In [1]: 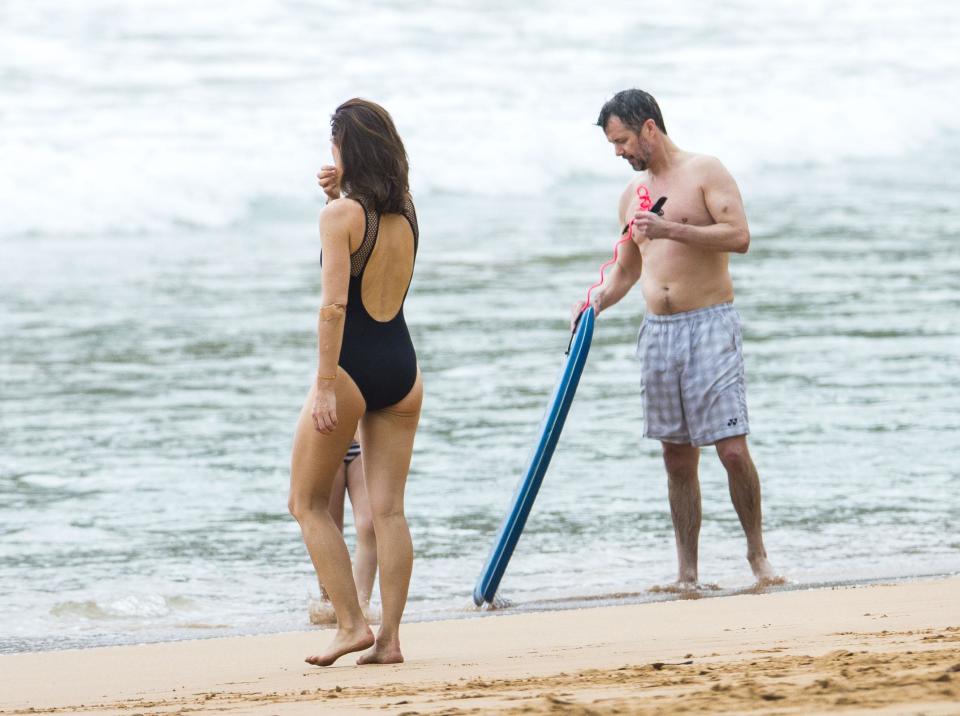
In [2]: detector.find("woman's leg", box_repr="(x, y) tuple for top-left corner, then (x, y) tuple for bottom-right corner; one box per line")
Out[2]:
(356, 371), (422, 665)
(288, 372), (372, 665)
(312, 462), (347, 610)
(345, 455), (378, 609)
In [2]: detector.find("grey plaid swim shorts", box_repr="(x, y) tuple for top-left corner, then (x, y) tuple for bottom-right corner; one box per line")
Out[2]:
(635, 302), (749, 447)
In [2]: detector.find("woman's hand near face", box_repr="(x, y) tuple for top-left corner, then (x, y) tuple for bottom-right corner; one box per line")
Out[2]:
(317, 165), (341, 202)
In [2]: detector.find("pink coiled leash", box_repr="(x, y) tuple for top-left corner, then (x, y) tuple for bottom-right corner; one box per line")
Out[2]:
(566, 186), (666, 354)
(580, 184), (653, 315)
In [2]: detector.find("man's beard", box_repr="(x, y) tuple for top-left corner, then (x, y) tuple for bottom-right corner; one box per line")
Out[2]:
(625, 143), (650, 171)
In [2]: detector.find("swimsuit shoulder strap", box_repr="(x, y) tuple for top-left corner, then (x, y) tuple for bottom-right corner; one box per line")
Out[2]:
(401, 194), (419, 254)
(350, 196), (381, 278)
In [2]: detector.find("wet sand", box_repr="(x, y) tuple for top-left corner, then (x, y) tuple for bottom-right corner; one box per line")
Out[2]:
(2, 577), (958, 714)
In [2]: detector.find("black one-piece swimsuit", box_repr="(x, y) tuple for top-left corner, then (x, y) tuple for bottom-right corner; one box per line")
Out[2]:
(336, 195), (419, 412)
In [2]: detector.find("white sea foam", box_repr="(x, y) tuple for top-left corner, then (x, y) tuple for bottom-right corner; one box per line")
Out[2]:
(51, 594), (192, 620)
(1, 0), (957, 237)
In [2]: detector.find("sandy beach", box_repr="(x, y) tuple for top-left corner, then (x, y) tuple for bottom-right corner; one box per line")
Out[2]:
(2, 577), (958, 715)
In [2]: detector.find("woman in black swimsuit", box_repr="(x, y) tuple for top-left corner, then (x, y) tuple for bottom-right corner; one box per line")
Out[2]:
(289, 98), (422, 667)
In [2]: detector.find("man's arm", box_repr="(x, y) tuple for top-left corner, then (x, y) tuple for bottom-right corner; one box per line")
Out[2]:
(592, 183), (643, 313)
(633, 157), (750, 253)
(571, 183), (643, 325)
(594, 237), (642, 313)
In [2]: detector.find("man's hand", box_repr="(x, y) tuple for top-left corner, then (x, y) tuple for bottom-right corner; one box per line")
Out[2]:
(570, 300), (586, 330)
(317, 165), (341, 202)
(570, 290), (604, 330)
(312, 383), (338, 434)
(631, 210), (670, 240)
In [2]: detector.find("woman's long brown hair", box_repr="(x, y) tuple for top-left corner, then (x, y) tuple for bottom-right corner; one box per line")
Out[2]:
(331, 98), (410, 214)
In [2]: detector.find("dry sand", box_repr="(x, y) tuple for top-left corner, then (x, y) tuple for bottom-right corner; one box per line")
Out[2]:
(2, 577), (958, 715)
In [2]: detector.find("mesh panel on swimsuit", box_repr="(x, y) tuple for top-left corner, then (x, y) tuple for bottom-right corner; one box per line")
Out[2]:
(350, 195), (418, 277)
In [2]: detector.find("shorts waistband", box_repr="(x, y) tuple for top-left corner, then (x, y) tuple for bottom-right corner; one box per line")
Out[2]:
(643, 302), (735, 323)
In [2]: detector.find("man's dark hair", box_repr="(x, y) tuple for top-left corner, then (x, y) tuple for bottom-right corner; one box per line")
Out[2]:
(596, 89), (667, 135)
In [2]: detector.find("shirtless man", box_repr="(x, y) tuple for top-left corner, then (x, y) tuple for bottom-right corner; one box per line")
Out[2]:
(574, 89), (778, 588)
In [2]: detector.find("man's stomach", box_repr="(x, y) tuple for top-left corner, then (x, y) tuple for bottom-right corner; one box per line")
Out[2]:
(640, 274), (735, 315)
(637, 240), (735, 315)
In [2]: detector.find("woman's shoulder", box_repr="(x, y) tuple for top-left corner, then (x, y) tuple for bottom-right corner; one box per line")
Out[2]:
(320, 197), (365, 228)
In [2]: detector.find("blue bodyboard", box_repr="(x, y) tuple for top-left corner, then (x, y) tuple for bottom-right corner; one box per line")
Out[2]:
(473, 307), (595, 606)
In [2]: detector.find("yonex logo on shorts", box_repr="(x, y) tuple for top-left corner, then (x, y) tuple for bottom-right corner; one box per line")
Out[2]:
(727, 418), (738, 427)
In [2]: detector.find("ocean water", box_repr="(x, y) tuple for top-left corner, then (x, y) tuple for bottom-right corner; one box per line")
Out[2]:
(2, 0), (959, 654)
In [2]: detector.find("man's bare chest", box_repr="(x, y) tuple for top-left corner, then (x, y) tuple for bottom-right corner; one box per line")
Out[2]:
(628, 180), (713, 229)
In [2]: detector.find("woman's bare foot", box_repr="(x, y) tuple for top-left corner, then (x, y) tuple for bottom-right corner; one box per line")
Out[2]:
(305, 625), (374, 666)
(356, 635), (403, 665)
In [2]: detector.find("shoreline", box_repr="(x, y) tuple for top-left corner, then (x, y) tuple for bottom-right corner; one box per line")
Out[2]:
(5, 570), (955, 657)
(3, 576), (959, 714)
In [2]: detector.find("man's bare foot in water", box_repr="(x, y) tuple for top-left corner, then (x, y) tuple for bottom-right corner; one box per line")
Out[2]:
(305, 625), (374, 666)
(357, 633), (403, 665)
(749, 554), (785, 586)
(648, 581), (720, 595)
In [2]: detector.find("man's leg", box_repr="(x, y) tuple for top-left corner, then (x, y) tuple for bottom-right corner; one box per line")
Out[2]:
(715, 435), (779, 582)
(662, 441), (702, 585)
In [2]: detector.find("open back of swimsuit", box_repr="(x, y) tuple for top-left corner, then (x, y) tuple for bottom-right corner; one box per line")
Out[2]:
(338, 195), (419, 412)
